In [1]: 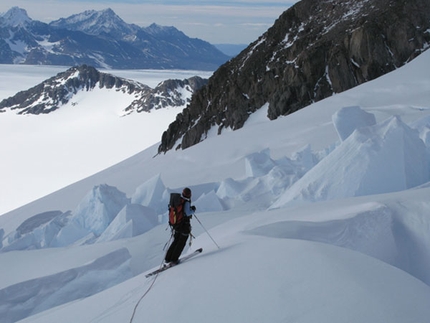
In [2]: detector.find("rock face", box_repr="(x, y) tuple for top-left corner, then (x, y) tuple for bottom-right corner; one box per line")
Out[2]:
(0, 65), (207, 115)
(125, 77), (208, 114)
(158, 0), (430, 153)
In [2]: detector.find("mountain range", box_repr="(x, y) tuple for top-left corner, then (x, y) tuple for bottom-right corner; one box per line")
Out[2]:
(0, 7), (230, 70)
(0, 64), (208, 115)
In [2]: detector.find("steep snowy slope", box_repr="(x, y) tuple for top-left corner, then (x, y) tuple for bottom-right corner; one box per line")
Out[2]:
(0, 47), (430, 323)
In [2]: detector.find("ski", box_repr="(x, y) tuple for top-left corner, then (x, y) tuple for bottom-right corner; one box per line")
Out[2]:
(145, 248), (203, 278)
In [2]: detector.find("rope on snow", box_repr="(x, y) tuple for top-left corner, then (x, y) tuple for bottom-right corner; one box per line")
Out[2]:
(129, 233), (173, 323)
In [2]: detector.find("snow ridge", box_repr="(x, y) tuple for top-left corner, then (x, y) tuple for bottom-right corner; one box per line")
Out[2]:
(0, 248), (132, 323)
(2, 107), (430, 294)
(271, 108), (429, 208)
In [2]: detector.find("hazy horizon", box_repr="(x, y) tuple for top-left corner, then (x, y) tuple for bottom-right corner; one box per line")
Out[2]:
(0, 1), (297, 44)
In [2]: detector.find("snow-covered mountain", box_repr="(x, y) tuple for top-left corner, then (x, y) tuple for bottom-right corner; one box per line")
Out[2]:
(0, 7), (229, 70)
(0, 64), (207, 115)
(0, 65), (213, 216)
(0, 6), (31, 27)
(0, 43), (430, 323)
(48, 8), (139, 40)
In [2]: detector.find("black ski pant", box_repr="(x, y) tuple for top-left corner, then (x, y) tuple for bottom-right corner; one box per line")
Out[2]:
(165, 221), (190, 263)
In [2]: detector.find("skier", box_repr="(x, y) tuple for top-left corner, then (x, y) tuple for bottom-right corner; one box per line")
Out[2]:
(165, 187), (196, 265)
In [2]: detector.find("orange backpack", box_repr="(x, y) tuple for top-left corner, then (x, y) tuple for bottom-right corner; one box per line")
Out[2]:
(168, 193), (185, 226)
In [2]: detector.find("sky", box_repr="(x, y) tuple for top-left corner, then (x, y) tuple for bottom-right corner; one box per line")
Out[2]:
(0, 0), (297, 44)
(0, 49), (429, 323)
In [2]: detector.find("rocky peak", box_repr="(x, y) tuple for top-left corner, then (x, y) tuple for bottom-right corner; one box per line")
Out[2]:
(124, 76), (208, 114)
(158, 0), (430, 153)
(145, 23), (182, 37)
(0, 65), (207, 115)
(1, 7), (32, 27)
(49, 8), (137, 37)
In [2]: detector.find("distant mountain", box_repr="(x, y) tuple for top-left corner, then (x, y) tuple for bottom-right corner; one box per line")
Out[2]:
(0, 64), (208, 115)
(158, 0), (430, 153)
(0, 6), (31, 26)
(0, 7), (229, 70)
(48, 8), (139, 40)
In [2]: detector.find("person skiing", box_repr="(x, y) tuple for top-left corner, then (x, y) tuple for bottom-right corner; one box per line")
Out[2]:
(165, 187), (196, 265)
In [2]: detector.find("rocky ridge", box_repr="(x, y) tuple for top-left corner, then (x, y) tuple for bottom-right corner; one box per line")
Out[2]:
(158, 0), (430, 153)
(0, 65), (207, 115)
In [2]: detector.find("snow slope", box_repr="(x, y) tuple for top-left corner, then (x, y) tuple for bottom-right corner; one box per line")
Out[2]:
(0, 50), (430, 322)
(0, 65), (213, 215)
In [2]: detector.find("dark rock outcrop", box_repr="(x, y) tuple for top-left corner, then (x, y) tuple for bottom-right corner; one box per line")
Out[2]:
(125, 77), (208, 113)
(158, 0), (430, 153)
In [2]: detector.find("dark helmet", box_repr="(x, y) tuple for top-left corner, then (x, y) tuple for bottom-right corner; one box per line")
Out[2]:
(182, 187), (192, 199)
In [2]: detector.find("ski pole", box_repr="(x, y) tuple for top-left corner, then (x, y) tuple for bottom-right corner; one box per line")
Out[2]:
(193, 214), (220, 250)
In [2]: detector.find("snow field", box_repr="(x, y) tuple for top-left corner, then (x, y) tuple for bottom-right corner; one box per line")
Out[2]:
(1, 51), (430, 322)
(0, 66), (213, 216)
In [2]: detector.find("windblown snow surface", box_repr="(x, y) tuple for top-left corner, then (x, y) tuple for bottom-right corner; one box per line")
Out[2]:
(1, 50), (430, 323)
